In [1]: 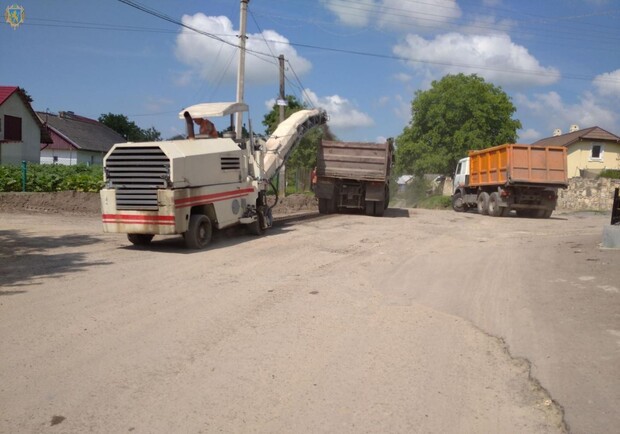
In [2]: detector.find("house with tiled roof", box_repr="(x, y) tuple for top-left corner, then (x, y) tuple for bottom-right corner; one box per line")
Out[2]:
(532, 125), (620, 178)
(38, 111), (126, 165)
(0, 86), (52, 164)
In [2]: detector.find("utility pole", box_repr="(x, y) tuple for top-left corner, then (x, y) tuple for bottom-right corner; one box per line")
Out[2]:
(278, 54), (286, 196)
(235, 0), (249, 140)
(278, 55), (285, 124)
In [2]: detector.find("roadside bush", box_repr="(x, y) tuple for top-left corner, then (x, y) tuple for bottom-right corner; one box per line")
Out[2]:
(599, 169), (620, 179)
(417, 195), (452, 209)
(0, 163), (104, 192)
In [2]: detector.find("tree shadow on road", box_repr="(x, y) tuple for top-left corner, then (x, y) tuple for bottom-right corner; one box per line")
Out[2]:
(0, 230), (110, 291)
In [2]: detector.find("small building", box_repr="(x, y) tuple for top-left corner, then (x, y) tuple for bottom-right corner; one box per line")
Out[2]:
(38, 111), (126, 165)
(532, 126), (620, 178)
(0, 86), (51, 164)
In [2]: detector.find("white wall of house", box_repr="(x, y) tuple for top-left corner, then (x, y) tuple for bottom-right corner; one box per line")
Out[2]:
(0, 93), (41, 164)
(40, 149), (105, 166)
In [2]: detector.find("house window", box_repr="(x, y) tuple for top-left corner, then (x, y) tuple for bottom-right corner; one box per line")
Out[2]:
(590, 144), (603, 161)
(4, 115), (22, 141)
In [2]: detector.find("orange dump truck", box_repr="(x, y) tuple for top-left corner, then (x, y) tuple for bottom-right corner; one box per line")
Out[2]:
(451, 144), (568, 218)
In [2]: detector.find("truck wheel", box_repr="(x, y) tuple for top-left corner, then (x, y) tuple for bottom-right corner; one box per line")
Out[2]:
(477, 192), (490, 215)
(365, 201), (374, 216)
(488, 192), (502, 217)
(127, 234), (154, 246)
(184, 214), (212, 249)
(516, 209), (535, 218)
(538, 209), (553, 219)
(384, 186), (390, 210)
(452, 191), (466, 212)
(319, 198), (333, 214)
(374, 201), (385, 217)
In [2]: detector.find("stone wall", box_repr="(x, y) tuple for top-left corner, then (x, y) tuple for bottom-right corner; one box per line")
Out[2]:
(557, 178), (620, 211)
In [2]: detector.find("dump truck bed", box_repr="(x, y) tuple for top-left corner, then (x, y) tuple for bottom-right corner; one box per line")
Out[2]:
(317, 140), (391, 182)
(468, 144), (568, 187)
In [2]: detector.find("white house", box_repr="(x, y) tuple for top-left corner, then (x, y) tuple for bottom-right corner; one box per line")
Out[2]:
(0, 86), (51, 164)
(38, 111), (126, 165)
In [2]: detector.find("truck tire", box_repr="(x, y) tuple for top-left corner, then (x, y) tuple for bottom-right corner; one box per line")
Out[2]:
(365, 201), (374, 216)
(538, 209), (553, 219)
(488, 192), (502, 217)
(516, 209), (536, 218)
(477, 192), (490, 215)
(452, 191), (466, 212)
(248, 209), (265, 236)
(184, 214), (212, 249)
(127, 233), (154, 246)
(374, 201), (385, 217)
(319, 198), (335, 214)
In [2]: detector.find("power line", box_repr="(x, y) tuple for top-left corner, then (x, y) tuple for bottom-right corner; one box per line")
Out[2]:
(114, 0), (620, 85)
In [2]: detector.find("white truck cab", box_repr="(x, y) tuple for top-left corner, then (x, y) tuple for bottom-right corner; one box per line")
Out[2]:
(453, 157), (469, 195)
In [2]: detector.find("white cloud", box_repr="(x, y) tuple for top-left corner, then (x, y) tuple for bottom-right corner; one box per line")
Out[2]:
(321, 0), (461, 31)
(393, 94), (410, 122)
(518, 128), (541, 143)
(593, 69), (620, 98)
(175, 14), (311, 85)
(461, 14), (516, 35)
(515, 91), (617, 134)
(393, 32), (560, 87)
(321, 0), (377, 27)
(303, 89), (374, 130)
(393, 72), (413, 83)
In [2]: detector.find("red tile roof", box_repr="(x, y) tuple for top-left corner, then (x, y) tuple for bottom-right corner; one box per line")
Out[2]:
(0, 86), (19, 105)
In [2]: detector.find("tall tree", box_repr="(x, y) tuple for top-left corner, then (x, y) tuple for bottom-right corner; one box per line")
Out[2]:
(99, 113), (161, 142)
(261, 95), (334, 169)
(396, 73), (521, 176)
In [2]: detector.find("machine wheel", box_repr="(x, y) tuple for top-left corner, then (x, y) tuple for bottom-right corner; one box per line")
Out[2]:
(184, 214), (212, 249)
(452, 191), (466, 212)
(477, 192), (490, 215)
(248, 207), (266, 236)
(488, 192), (502, 217)
(127, 234), (154, 246)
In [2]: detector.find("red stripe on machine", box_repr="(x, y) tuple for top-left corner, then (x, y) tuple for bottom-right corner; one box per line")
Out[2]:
(102, 214), (176, 225)
(175, 187), (254, 209)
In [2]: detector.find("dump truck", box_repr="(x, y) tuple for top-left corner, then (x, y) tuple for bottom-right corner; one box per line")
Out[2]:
(100, 102), (327, 248)
(451, 143), (568, 218)
(314, 139), (394, 217)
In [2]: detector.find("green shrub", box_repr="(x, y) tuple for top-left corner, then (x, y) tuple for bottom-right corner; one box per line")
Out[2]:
(0, 163), (104, 192)
(416, 195), (452, 209)
(599, 169), (620, 179)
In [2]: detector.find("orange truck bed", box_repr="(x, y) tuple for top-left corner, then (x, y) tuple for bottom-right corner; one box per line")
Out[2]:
(468, 144), (568, 187)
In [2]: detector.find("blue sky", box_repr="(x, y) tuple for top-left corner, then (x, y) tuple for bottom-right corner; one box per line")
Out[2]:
(2, 0), (619, 144)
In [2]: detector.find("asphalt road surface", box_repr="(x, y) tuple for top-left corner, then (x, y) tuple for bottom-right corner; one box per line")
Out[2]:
(1, 208), (618, 433)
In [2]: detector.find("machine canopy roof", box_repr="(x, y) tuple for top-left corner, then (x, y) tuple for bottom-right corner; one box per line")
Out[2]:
(179, 102), (249, 119)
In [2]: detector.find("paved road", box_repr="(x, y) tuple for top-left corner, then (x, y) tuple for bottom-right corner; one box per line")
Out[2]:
(0, 209), (618, 433)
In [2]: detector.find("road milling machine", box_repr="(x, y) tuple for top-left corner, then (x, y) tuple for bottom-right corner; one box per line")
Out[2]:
(100, 102), (327, 249)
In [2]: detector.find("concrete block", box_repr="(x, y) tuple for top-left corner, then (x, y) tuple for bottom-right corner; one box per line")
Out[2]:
(602, 225), (620, 249)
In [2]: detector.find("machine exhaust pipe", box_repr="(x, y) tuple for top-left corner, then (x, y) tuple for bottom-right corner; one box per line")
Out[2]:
(183, 111), (195, 140)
